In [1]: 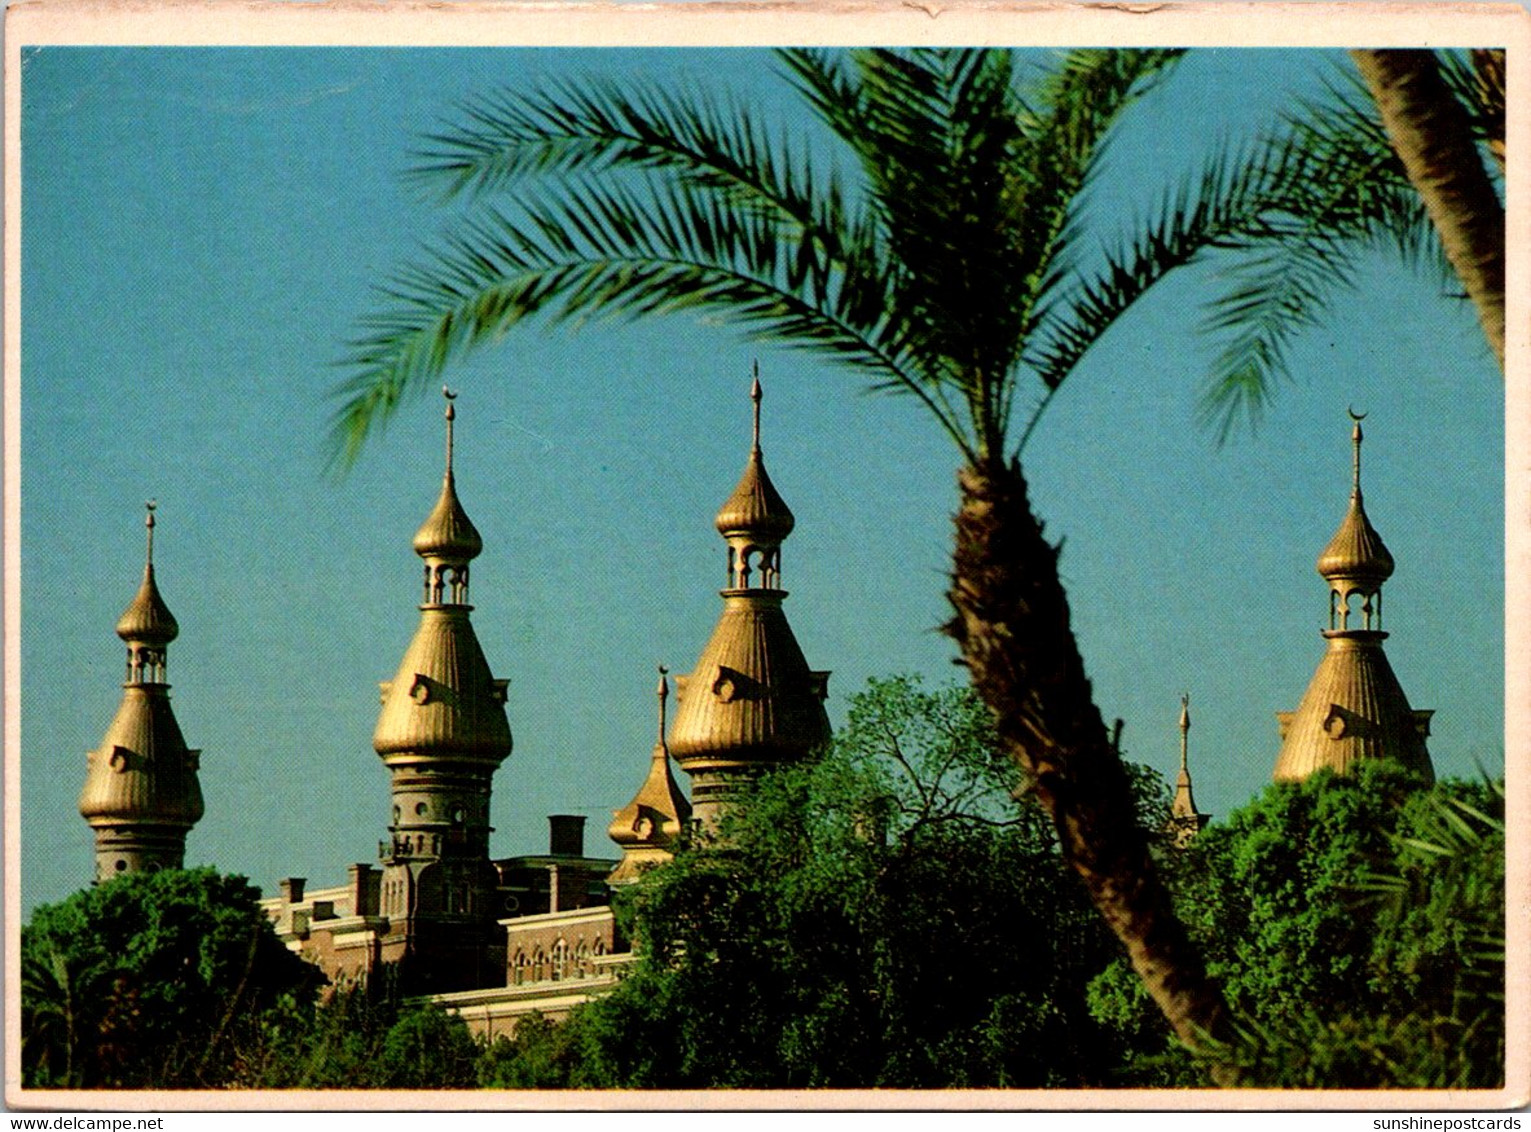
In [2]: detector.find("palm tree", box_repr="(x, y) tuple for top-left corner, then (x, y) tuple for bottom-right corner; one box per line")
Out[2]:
(20, 937), (127, 1088)
(1350, 50), (1504, 367)
(333, 48), (1324, 1075)
(1200, 49), (1504, 438)
(20, 944), (81, 1087)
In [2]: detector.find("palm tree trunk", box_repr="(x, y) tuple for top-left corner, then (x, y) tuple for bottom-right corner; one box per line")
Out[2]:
(947, 459), (1238, 1084)
(1351, 49), (1505, 371)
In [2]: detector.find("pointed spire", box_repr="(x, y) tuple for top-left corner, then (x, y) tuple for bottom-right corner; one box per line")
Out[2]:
(751, 360), (763, 452)
(413, 387), (483, 603)
(1317, 408), (1394, 630)
(672, 369), (831, 831)
(116, 501), (179, 660)
(373, 385), (512, 930)
(608, 664), (693, 883)
(376, 389), (511, 761)
(83, 503), (203, 880)
(656, 663), (670, 747)
(715, 369), (795, 588)
(1169, 692), (1209, 845)
(1274, 413), (1433, 784)
(1178, 692), (1191, 776)
(1349, 406), (1364, 500)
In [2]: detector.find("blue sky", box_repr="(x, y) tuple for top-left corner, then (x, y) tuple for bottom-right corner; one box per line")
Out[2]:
(18, 47), (1504, 913)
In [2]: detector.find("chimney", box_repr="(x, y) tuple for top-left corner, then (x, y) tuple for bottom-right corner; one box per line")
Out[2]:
(548, 814), (585, 858)
(348, 863), (379, 917)
(279, 877), (306, 905)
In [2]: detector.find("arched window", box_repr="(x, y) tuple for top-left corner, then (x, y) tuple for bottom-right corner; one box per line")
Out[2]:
(1341, 588), (1363, 630)
(511, 950), (528, 986)
(551, 939), (569, 981)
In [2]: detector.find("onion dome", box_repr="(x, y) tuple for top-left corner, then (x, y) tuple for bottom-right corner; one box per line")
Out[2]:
(412, 390), (483, 564)
(372, 610), (512, 762)
(375, 389), (511, 764)
(608, 667), (693, 885)
(670, 368), (831, 830)
(79, 689), (205, 827)
(1273, 411), (1433, 784)
(1316, 412), (1394, 586)
(667, 596), (831, 768)
(115, 504), (178, 646)
(1273, 636), (1433, 781)
(81, 504), (204, 881)
(714, 370), (795, 548)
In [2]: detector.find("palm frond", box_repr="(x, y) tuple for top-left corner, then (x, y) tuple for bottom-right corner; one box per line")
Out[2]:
(410, 74), (868, 274)
(775, 48), (868, 139)
(330, 176), (972, 467)
(1016, 49), (1185, 309)
(1434, 48), (1506, 170)
(793, 49), (1038, 457)
(337, 46), (1266, 469)
(1021, 136), (1313, 442)
(777, 49), (1037, 458)
(998, 48), (1184, 434)
(1193, 67), (1459, 439)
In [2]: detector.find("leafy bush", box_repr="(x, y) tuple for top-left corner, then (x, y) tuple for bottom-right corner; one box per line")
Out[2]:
(21, 867), (323, 1088)
(1089, 764), (1505, 1088)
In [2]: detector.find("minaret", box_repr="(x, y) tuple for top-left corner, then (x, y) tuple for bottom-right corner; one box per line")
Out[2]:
(669, 368), (832, 831)
(607, 666), (693, 885)
(1168, 694), (1209, 847)
(79, 503), (204, 882)
(373, 389), (512, 990)
(1273, 412), (1433, 782)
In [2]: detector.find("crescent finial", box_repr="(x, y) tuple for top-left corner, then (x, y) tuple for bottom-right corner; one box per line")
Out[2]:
(441, 387), (458, 471)
(656, 664), (670, 743)
(1347, 407), (1365, 495)
(750, 363), (763, 451)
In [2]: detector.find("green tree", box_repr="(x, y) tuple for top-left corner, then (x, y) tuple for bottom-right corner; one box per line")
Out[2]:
(484, 677), (1174, 1088)
(1180, 763), (1426, 1022)
(243, 973), (481, 1090)
(1088, 764), (1505, 1088)
(333, 48), (1337, 1070)
(1201, 49), (1504, 436)
(477, 1012), (592, 1088)
(20, 868), (323, 1088)
(376, 1001), (481, 1088)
